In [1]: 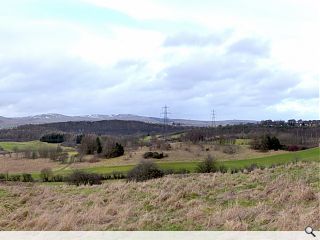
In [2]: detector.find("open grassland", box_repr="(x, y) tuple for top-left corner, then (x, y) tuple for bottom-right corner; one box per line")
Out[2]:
(53, 147), (320, 176)
(0, 161), (319, 230)
(0, 147), (318, 179)
(0, 141), (75, 153)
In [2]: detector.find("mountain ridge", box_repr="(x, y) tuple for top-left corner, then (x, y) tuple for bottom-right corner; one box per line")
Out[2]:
(0, 113), (258, 129)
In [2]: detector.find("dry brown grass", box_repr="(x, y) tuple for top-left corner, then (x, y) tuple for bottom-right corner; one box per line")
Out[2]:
(0, 155), (61, 173)
(67, 143), (288, 169)
(0, 161), (319, 230)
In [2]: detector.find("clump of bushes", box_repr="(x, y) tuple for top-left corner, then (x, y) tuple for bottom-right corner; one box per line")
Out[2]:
(143, 151), (167, 159)
(287, 145), (300, 151)
(197, 155), (217, 173)
(22, 173), (33, 182)
(8, 174), (21, 181)
(52, 175), (64, 182)
(67, 170), (103, 186)
(127, 161), (164, 182)
(40, 168), (53, 182)
(0, 173), (6, 181)
(104, 143), (124, 158)
(250, 135), (282, 151)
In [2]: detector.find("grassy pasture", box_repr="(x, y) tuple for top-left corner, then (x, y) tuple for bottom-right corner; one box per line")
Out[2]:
(42, 147), (320, 178)
(0, 141), (75, 152)
(0, 141), (77, 157)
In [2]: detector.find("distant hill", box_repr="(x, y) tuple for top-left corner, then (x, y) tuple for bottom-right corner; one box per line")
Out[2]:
(0, 113), (257, 129)
(0, 120), (189, 141)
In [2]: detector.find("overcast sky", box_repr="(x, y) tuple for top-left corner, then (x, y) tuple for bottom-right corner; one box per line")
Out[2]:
(0, 0), (319, 120)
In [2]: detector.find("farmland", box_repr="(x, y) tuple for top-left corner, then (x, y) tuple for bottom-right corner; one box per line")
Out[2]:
(0, 139), (318, 179)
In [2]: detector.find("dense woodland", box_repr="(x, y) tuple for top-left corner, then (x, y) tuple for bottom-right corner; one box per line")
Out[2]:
(0, 120), (188, 141)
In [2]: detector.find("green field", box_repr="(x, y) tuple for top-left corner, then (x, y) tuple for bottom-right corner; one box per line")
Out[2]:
(48, 147), (319, 177)
(0, 140), (75, 153)
(235, 138), (251, 145)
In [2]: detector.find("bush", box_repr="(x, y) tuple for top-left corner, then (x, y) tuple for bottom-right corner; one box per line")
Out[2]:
(8, 174), (21, 181)
(250, 135), (281, 151)
(287, 145), (300, 151)
(67, 171), (103, 186)
(40, 168), (53, 182)
(197, 155), (217, 173)
(246, 164), (258, 172)
(127, 161), (164, 182)
(0, 173), (7, 181)
(105, 142), (124, 158)
(111, 171), (126, 179)
(52, 175), (64, 182)
(143, 151), (166, 159)
(22, 173), (33, 182)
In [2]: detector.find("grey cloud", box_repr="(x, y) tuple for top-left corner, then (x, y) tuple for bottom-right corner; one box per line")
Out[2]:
(154, 44), (305, 112)
(0, 57), (129, 115)
(163, 30), (232, 47)
(228, 38), (270, 57)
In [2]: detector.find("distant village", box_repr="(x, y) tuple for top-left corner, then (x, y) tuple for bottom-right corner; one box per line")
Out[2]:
(260, 119), (320, 127)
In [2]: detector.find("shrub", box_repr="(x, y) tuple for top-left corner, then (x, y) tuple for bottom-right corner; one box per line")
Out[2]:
(96, 137), (102, 154)
(111, 171), (126, 179)
(143, 151), (166, 159)
(127, 161), (164, 182)
(8, 174), (21, 181)
(52, 175), (64, 182)
(40, 168), (53, 182)
(0, 173), (7, 181)
(197, 155), (217, 173)
(250, 135), (282, 151)
(246, 164), (258, 172)
(105, 142), (124, 158)
(67, 171), (103, 186)
(287, 145), (300, 151)
(22, 173), (33, 182)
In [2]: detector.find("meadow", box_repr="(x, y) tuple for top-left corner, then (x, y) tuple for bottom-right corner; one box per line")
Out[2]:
(0, 139), (319, 180)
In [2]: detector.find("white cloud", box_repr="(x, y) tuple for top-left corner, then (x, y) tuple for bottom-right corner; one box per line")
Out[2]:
(0, 0), (319, 120)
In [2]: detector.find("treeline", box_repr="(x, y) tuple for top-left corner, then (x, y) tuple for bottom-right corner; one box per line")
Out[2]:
(0, 120), (188, 141)
(182, 124), (319, 148)
(6, 145), (70, 163)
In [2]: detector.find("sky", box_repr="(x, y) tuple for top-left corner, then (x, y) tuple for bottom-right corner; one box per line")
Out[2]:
(0, 0), (319, 120)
